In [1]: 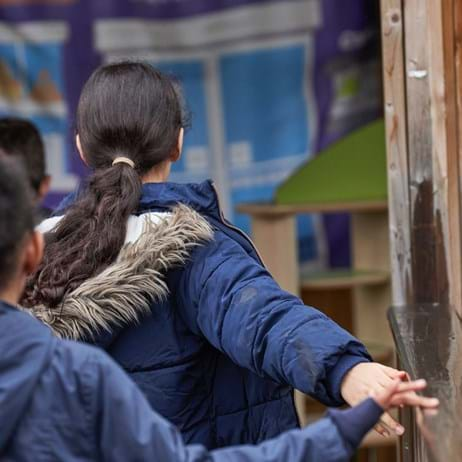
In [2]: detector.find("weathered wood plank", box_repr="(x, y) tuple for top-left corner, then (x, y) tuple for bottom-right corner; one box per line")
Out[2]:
(403, 0), (462, 309)
(385, 0), (462, 460)
(449, 0), (462, 317)
(380, 0), (411, 306)
(404, 0), (441, 305)
(431, 0), (462, 313)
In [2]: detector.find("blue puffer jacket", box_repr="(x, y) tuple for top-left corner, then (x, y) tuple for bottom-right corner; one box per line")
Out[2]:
(37, 180), (371, 449)
(1, 300), (370, 462)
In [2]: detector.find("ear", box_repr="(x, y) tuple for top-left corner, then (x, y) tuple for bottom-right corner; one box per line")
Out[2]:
(37, 175), (51, 202)
(171, 127), (184, 163)
(23, 231), (44, 276)
(76, 134), (88, 166)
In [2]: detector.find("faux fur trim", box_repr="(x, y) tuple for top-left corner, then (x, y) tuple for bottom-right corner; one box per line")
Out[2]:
(28, 205), (213, 340)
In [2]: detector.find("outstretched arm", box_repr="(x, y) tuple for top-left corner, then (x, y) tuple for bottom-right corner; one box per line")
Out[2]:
(179, 235), (435, 435)
(179, 235), (371, 406)
(93, 352), (354, 462)
(92, 353), (438, 462)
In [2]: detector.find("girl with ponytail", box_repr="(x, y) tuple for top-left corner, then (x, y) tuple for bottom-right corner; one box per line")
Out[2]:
(24, 61), (421, 448)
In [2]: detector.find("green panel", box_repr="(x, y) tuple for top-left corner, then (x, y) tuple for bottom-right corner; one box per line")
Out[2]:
(276, 119), (387, 205)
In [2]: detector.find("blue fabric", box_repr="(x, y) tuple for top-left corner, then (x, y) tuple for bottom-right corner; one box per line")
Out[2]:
(0, 300), (357, 461)
(55, 180), (372, 449)
(329, 398), (384, 450)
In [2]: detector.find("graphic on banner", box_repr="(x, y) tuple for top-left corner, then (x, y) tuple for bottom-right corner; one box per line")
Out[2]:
(0, 0), (381, 267)
(0, 21), (78, 192)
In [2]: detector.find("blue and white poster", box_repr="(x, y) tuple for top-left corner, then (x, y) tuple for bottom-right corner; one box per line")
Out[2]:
(0, 0), (381, 267)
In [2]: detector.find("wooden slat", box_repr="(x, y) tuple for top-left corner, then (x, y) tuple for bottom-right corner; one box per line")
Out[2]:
(432, 0), (462, 313)
(250, 215), (299, 295)
(383, 0), (462, 460)
(351, 212), (393, 347)
(236, 200), (388, 217)
(403, 0), (462, 308)
(404, 0), (439, 305)
(301, 269), (389, 290)
(380, 0), (412, 306)
(451, 0), (462, 317)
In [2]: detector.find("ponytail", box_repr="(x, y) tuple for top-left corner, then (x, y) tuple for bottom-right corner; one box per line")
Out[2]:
(23, 161), (141, 308)
(22, 61), (184, 309)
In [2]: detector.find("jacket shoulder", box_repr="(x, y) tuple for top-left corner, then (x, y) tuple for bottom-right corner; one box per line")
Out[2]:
(9, 340), (108, 460)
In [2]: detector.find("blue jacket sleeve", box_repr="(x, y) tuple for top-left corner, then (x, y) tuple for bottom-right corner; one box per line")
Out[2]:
(92, 352), (355, 462)
(178, 233), (371, 406)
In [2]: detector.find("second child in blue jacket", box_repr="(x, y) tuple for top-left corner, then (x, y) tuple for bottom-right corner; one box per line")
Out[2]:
(25, 61), (432, 448)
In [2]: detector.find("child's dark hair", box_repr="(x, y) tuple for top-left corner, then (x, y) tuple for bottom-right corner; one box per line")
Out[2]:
(0, 156), (34, 290)
(0, 118), (46, 195)
(23, 61), (185, 308)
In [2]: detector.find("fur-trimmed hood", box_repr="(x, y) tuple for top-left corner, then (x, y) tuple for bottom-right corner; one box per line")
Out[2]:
(27, 205), (213, 341)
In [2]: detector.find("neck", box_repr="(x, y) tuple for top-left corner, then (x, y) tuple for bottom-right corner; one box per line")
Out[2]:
(0, 272), (23, 306)
(0, 286), (19, 307)
(142, 161), (171, 184)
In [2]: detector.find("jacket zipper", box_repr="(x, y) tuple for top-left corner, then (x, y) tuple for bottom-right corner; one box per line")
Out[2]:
(210, 182), (267, 268)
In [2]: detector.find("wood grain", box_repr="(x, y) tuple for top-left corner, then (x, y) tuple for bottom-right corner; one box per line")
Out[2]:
(380, 0), (412, 307)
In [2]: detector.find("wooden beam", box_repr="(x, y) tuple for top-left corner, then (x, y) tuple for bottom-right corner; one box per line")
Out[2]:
(449, 0), (462, 316)
(236, 200), (388, 217)
(380, 0), (411, 306)
(351, 211), (393, 346)
(382, 0), (462, 312)
(404, 0), (441, 305)
(404, 0), (462, 309)
(250, 215), (299, 296)
(455, 0), (462, 216)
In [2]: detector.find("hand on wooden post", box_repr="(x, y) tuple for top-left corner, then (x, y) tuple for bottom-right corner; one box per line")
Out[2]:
(340, 362), (439, 437)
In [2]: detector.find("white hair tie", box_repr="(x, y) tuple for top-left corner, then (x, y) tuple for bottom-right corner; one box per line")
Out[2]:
(112, 157), (135, 168)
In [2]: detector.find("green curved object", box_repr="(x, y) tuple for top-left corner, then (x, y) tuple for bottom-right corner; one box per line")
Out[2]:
(275, 119), (387, 205)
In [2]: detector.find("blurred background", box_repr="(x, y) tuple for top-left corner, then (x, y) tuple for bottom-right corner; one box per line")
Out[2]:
(0, 0), (381, 272)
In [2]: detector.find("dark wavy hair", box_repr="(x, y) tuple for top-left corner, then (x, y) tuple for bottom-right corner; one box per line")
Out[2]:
(0, 156), (35, 291)
(23, 61), (184, 308)
(0, 117), (46, 195)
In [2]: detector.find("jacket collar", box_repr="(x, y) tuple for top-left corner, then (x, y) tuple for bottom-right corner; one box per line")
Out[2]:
(55, 180), (222, 219)
(27, 205), (213, 341)
(138, 180), (221, 219)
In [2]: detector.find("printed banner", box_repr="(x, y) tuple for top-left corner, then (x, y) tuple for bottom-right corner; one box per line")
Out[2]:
(0, 0), (381, 266)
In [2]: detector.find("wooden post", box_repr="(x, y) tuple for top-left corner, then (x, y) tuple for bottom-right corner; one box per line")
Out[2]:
(382, 0), (462, 460)
(380, 0), (412, 307)
(249, 213), (310, 425)
(250, 214), (299, 295)
(382, 0), (462, 313)
(351, 211), (392, 346)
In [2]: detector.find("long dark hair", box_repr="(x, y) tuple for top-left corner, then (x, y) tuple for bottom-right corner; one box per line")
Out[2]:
(23, 61), (184, 308)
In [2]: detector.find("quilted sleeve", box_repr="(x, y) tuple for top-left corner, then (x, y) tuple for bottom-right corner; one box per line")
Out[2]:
(178, 233), (371, 406)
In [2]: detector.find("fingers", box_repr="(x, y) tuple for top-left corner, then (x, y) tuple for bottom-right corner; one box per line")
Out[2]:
(376, 379), (439, 410)
(374, 422), (391, 437)
(390, 392), (439, 409)
(373, 378), (401, 402)
(388, 380), (439, 409)
(394, 379), (427, 393)
(424, 408), (439, 417)
(372, 365), (408, 390)
(379, 364), (408, 380)
(380, 411), (405, 436)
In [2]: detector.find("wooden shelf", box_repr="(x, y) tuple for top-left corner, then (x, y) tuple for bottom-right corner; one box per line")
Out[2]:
(237, 200), (388, 217)
(301, 270), (390, 290)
